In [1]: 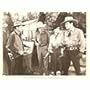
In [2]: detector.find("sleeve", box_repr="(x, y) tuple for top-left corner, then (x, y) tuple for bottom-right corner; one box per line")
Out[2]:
(79, 30), (86, 53)
(3, 31), (8, 46)
(48, 35), (53, 52)
(47, 32), (50, 46)
(6, 33), (13, 50)
(6, 33), (18, 53)
(34, 32), (39, 46)
(56, 32), (63, 47)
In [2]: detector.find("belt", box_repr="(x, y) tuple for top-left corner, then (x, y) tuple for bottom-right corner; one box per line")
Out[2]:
(39, 44), (47, 47)
(52, 46), (60, 50)
(66, 46), (78, 51)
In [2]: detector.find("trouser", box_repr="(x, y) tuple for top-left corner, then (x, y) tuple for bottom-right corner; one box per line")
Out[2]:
(3, 59), (11, 75)
(3, 47), (11, 75)
(50, 48), (61, 75)
(61, 49), (81, 75)
(37, 45), (49, 75)
(10, 55), (23, 75)
(23, 54), (33, 74)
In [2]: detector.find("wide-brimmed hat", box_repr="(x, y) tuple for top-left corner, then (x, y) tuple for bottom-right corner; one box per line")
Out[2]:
(61, 16), (78, 25)
(37, 21), (46, 28)
(13, 21), (24, 28)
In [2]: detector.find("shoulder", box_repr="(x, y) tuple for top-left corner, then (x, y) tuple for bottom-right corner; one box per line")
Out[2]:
(50, 34), (54, 39)
(54, 27), (60, 31)
(11, 31), (15, 35)
(75, 28), (84, 34)
(9, 31), (16, 38)
(75, 28), (83, 32)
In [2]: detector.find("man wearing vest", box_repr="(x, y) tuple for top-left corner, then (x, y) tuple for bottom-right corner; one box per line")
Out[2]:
(6, 22), (24, 75)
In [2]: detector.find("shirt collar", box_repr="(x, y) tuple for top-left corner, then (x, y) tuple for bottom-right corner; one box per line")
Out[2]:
(15, 29), (20, 35)
(70, 27), (75, 32)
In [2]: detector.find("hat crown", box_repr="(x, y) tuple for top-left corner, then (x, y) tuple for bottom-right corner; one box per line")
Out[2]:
(61, 16), (78, 25)
(64, 16), (75, 22)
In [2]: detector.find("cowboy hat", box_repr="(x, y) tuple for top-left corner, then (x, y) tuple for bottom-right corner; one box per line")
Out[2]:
(13, 21), (25, 28)
(61, 16), (78, 25)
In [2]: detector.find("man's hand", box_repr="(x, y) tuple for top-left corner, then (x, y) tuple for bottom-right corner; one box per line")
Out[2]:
(18, 51), (24, 55)
(77, 52), (83, 58)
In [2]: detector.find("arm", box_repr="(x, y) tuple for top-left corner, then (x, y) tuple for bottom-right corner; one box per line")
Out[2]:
(34, 32), (39, 46)
(6, 33), (14, 51)
(78, 29), (86, 53)
(47, 32), (50, 46)
(48, 35), (53, 53)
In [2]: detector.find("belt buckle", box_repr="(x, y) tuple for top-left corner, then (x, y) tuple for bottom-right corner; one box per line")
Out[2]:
(70, 47), (77, 50)
(70, 47), (73, 50)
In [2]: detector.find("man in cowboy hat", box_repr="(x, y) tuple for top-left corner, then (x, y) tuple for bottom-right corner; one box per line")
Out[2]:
(60, 16), (85, 75)
(6, 22), (24, 75)
(3, 12), (14, 75)
(35, 21), (49, 75)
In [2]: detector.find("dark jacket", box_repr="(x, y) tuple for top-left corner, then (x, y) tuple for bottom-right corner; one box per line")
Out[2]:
(6, 29), (24, 59)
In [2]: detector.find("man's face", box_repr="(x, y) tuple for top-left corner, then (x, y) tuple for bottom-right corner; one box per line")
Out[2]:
(38, 27), (45, 33)
(19, 26), (23, 33)
(65, 22), (72, 30)
(16, 26), (23, 34)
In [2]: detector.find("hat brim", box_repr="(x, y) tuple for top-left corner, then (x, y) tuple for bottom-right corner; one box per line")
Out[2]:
(13, 24), (25, 28)
(61, 19), (78, 25)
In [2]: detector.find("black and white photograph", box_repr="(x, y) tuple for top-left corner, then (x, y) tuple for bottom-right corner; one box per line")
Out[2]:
(2, 12), (86, 76)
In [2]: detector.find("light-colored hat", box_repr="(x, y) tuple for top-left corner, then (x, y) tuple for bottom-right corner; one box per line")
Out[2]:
(61, 16), (78, 25)
(37, 21), (46, 28)
(13, 21), (24, 28)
